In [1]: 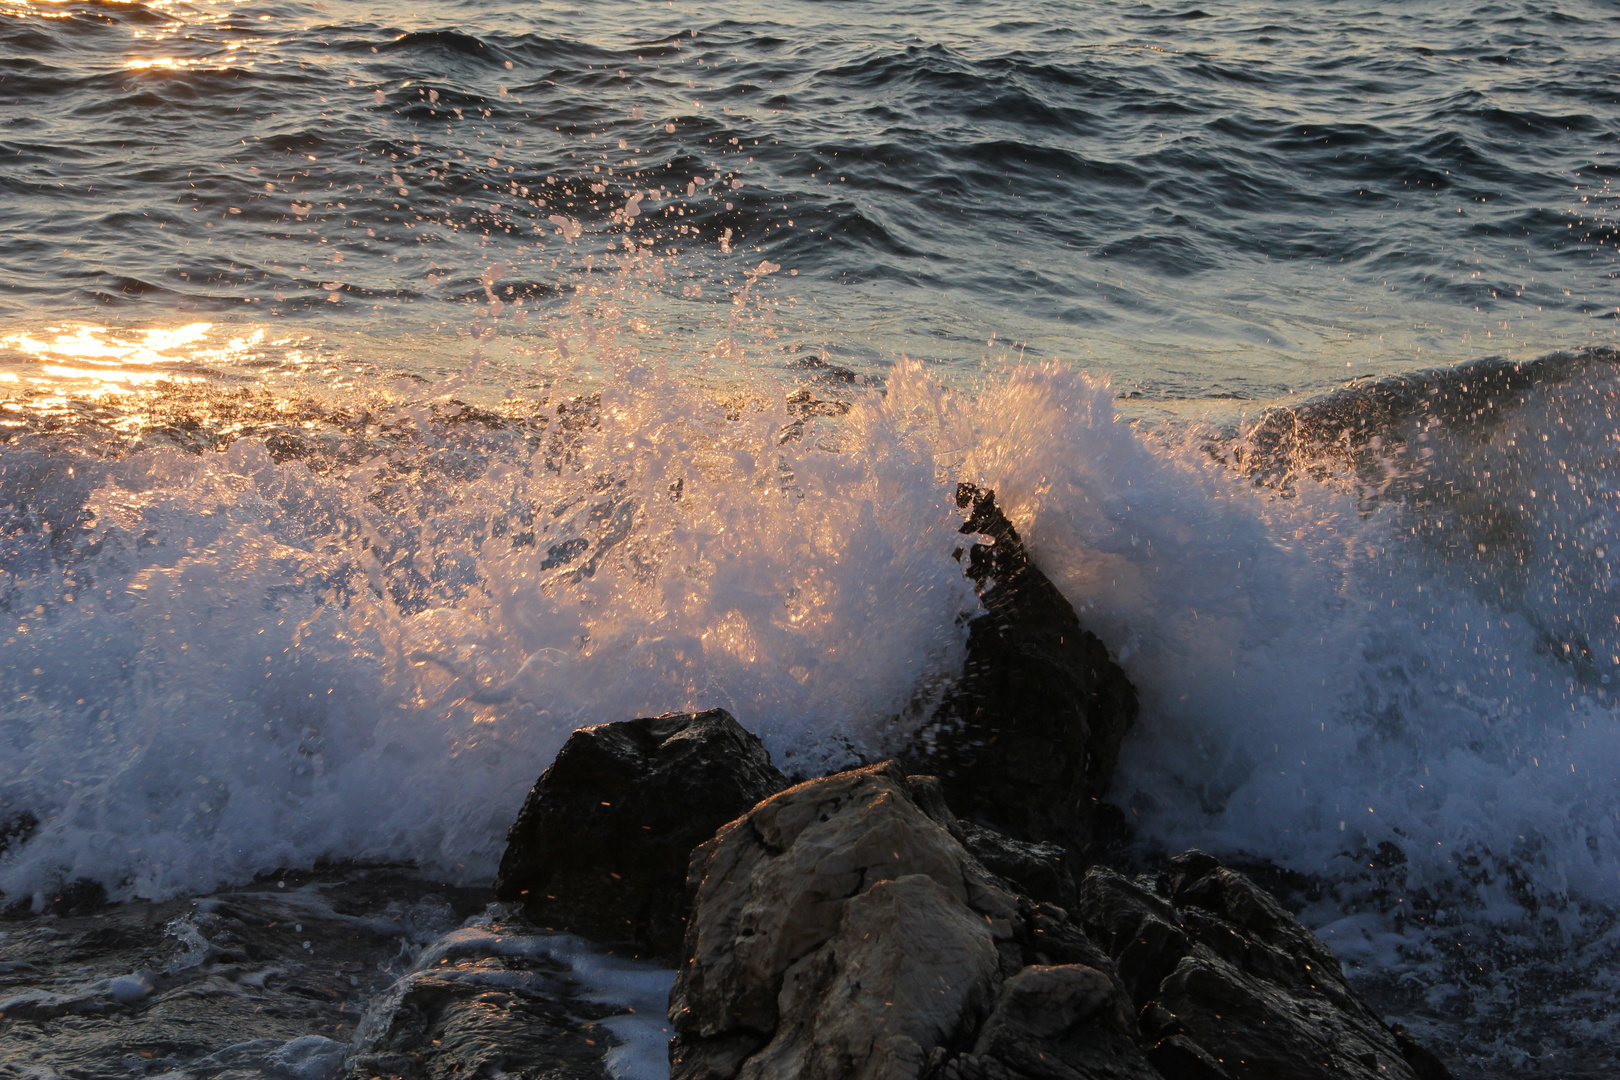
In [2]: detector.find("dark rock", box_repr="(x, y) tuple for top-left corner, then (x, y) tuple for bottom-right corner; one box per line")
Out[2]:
(907, 485), (1138, 856)
(904, 775), (1077, 909)
(346, 942), (620, 1080)
(934, 963), (1161, 1080)
(1389, 1024), (1453, 1080)
(1077, 851), (1450, 1080)
(495, 708), (787, 961)
(1146, 1034), (1231, 1080)
(959, 825), (1078, 912)
(0, 867), (509, 1080)
(0, 810), (36, 858)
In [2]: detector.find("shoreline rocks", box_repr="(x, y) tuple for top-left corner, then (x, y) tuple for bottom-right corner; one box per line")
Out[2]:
(2, 487), (1456, 1080)
(1078, 852), (1449, 1080)
(0, 865), (670, 1080)
(668, 760), (1160, 1080)
(669, 762), (1448, 1080)
(495, 708), (788, 962)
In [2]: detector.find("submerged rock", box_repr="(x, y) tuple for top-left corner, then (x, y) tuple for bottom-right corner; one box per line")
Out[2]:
(0, 866), (664, 1080)
(495, 708), (788, 961)
(1077, 851), (1451, 1080)
(345, 922), (671, 1080)
(669, 761), (1158, 1080)
(0, 868), (486, 1080)
(908, 485), (1138, 857)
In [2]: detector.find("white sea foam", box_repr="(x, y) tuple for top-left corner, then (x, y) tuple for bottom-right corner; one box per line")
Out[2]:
(0, 362), (977, 901)
(2, 356), (1618, 1058)
(939, 361), (1620, 913)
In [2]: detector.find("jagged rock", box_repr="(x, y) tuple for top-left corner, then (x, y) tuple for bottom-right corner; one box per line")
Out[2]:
(0, 809), (36, 858)
(905, 774), (1077, 909)
(1077, 851), (1451, 1080)
(495, 708), (787, 961)
(940, 963), (1157, 1080)
(908, 485), (1138, 856)
(669, 762), (1159, 1080)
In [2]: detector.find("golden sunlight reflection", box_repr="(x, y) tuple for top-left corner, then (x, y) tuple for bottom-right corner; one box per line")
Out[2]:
(2, 0), (267, 68)
(0, 323), (280, 396)
(125, 56), (213, 70)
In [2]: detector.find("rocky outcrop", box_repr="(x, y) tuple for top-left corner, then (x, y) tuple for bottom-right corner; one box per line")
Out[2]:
(908, 485), (1137, 857)
(669, 763), (1449, 1080)
(495, 708), (788, 961)
(904, 773), (1077, 910)
(1077, 851), (1450, 1080)
(668, 761), (1158, 1080)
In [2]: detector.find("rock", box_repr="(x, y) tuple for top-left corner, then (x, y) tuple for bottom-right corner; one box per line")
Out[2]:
(1077, 851), (1451, 1080)
(943, 963), (1157, 1080)
(904, 774), (1076, 909)
(495, 708), (788, 961)
(269, 1034), (350, 1080)
(740, 874), (1001, 1080)
(670, 762), (1159, 1080)
(907, 485), (1138, 856)
(2, 876), (109, 920)
(346, 925), (625, 1080)
(0, 867), (522, 1080)
(0, 809), (36, 858)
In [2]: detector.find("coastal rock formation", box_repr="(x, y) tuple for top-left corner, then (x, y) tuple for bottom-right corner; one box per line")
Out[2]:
(670, 762), (1448, 1080)
(668, 761), (1158, 1080)
(904, 773), (1078, 910)
(495, 708), (788, 961)
(908, 485), (1138, 856)
(1077, 852), (1450, 1080)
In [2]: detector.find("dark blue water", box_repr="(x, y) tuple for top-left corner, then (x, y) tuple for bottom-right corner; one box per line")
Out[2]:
(2, 0), (1616, 398)
(4, 4), (1620, 1076)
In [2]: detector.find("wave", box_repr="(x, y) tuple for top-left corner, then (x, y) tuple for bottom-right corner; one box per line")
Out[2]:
(2, 347), (1619, 1062)
(0, 349), (1614, 908)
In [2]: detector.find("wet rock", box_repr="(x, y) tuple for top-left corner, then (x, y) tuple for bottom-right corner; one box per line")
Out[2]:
(2, 873), (110, 921)
(1077, 851), (1451, 1080)
(904, 774), (1076, 909)
(346, 934), (611, 1080)
(670, 762), (1159, 1080)
(939, 963), (1157, 1080)
(495, 708), (788, 962)
(0, 868), (485, 1079)
(344, 917), (674, 1080)
(908, 485), (1138, 856)
(0, 867), (661, 1080)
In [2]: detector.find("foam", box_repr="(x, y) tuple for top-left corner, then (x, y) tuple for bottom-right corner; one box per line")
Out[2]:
(3, 357), (1619, 1055)
(939, 361), (1620, 915)
(0, 364), (977, 902)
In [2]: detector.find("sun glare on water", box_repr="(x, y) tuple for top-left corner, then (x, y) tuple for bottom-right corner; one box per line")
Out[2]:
(0, 323), (283, 397)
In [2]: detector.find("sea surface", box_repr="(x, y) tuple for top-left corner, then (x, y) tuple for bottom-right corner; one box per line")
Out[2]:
(1, 0), (1619, 1075)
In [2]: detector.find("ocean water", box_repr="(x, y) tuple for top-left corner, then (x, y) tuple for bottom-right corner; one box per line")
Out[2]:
(1, 0), (1618, 1073)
